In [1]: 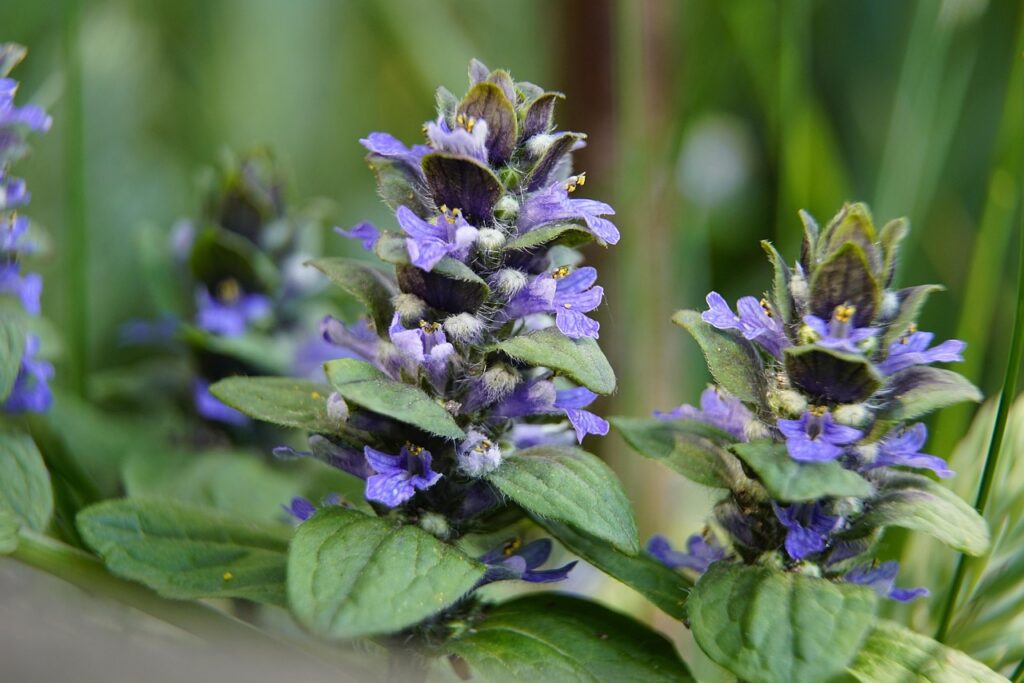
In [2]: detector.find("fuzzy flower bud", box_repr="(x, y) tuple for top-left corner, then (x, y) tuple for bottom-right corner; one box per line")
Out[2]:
(491, 268), (528, 298)
(418, 512), (450, 539)
(456, 430), (503, 477)
(478, 363), (520, 403)
(493, 195), (519, 222)
(392, 293), (428, 325)
(326, 391), (349, 423)
(833, 403), (871, 427)
(476, 227), (506, 255)
(443, 312), (484, 343)
(767, 388), (808, 417)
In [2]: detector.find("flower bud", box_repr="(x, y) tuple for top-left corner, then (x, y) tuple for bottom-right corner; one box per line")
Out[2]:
(326, 391), (349, 423)
(744, 419), (771, 441)
(491, 268), (528, 298)
(833, 403), (870, 427)
(443, 312), (485, 343)
(878, 290), (900, 321)
(418, 512), (450, 539)
(789, 269), (809, 309)
(393, 293), (428, 325)
(794, 562), (822, 578)
(480, 363), (520, 403)
(526, 133), (556, 158)
(476, 227), (506, 254)
(493, 195), (519, 222)
(768, 388), (807, 417)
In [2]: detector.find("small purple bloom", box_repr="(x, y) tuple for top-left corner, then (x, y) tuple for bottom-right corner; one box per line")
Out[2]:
(0, 263), (41, 315)
(493, 380), (608, 443)
(0, 77), (52, 133)
(878, 330), (966, 375)
(503, 267), (603, 339)
(1, 213), (31, 253)
(863, 423), (953, 478)
(194, 379), (249, 426)
(195, 285), (270, 337)
(774, 501), (841, 560)
(554, 387), (610, 442)
(845, 561), (928, 602)
(274, 435), (372, 480)
(507, 423), (577, 449)
(425, 115), (489, 163)
(335, 222), (381, 252)
(359, 132), (430, 175)
(647, 533), (727, 574)
(702, 292), (789, 358)
(284, 496), (317, 522)
(321, 316), (379, 363)
(778, 409), (862, 462)
(804, 307), (876, 354)
(478, 538), (576, 585)
(387, 313), (454, 390)
(364, 444), (443, 508)
(456, 430), (503, 477)
(518, 175), (620, 245)
(655, 386), (751, 441)
(396, 205), (478, 272)
(118, 315), (179, 347)
(0, 170), (28, 210)
(3, 334), (52, 413)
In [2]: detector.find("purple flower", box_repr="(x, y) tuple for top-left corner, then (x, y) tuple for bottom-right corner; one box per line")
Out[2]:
(517, 175), (620, 245)
(804, 305), (876, 354)
(478, 538), (576, 585)
(844, 561), (928, 602)
(0, 170), (27, 210)
(425, 115), (489, 163)
(456, 430), (503, 477)
(774, 501), (841, 560)
(359, 132), (429, 175)
(195, 284), (270, 337)
(193, 379), (249, 426)
(396, 205), (478, 272)
(863, 423), (953, 478)
(702, 292), (789, 358)
(878, 330), (965, 375)
(0, 263), (41, 315)
(3, 334), (52, 413)
(284, 496), (317, 522)
(507, 423), (576, 449)
(777, 409), (863, 462)
(364, 444), (443, 508)
(1, 213), (31, 253)
(647, 533), (727, 574)
(0, 77), (52, 134)
(335, 222), (380, 252)
(655, 386), (751, 441)
(494, 380), (609, 443)
(387, 313), (454, 390)
(118, 314), (179, 347)
(321, 316), (379, 364)
(502, 267), (603, 339)
(274, 435), (372, 480)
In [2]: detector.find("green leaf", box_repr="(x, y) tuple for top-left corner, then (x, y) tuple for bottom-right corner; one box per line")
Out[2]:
(0, 314), (25, 402)
(610, 416), (737, 488)
(521, 91), (563, 138)
(846, 472), (989, 555)
(525, 132), (585, 192)
(447, 593), (695, 683)
(397, 262), (489, 314)
(880, 284), (944, 349)
(688, 563), (877, 683)
(731, 440), (873, 502)
(672, 310), (766, 404)
(810, 241), (880, 326)
(188, 226), (279, 293)
(885, 366), (982, 421)
(307, 257), (396, 333)
(878, 218), (910, 287)
(209, 376), (338, 433)
(761, 240), (793, 324)
(785, 345), (883, 403)
(77, 499), (290, 605)
(537, 518), (690, 620)
(366, 154), (432, 216)
(179, 325), (292, 375)
(505, 223), (593, 251)
(845, 619), (1005, 683)
(324, 359), (465, 439)
(490, 328), (616, 395)
(288, 507), (484, 639)
(486, 446), (638, 554)
(0, 429), (53, 532)
(0, 508), (19, 555)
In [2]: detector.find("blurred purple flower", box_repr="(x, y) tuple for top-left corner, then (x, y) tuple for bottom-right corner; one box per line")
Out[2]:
(878, 330), (965, 375)
(647, 533), (726, 574)
(845, 561), (928, 602)
(3, 334), (52, 413)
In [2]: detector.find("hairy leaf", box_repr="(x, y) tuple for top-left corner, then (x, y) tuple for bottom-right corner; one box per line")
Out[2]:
(422, 152), (502, 224)
(307, 257), (396, 333)
(458, 82), (517, 164)
(885, 366), (982, 421)
(732, 440), (873, 502)
(0, 428), (52, 532)
(880, 284), (944, 349)
(505, 222), (593, 251)
(491, 328), (616, 395)
(785, 345), (883, 404)
(611, 416), (737, 488)
(810, 241), (880, 326)
(673, 310), (766, 404)
(210, 377), (339, 433)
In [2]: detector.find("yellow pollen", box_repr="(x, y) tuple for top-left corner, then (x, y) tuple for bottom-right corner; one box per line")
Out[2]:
(834, 304), (856, 323)
(760, 298), (773, 318)
(405, 443), (425, 456)
(311, 391), (322, 400)
(222, 571), (234, 581)
(502, 538), (522, 556)
(563, 303), (572, 309)
(217, 278), (241, 303)
(809, 404), (827, 417)
(474, 439), (493, 453)
(552, 265), (571, 280)
(419, 320), (441, 333)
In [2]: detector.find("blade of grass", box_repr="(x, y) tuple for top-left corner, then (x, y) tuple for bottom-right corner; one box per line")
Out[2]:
(935, 186), (1024, 643)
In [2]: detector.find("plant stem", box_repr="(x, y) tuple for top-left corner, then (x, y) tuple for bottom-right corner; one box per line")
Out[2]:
(1011, 657), (1024, 683)
(934, 188), (1024, 643)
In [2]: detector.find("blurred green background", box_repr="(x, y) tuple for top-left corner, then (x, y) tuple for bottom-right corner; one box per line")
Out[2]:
(3, 0), (1023, 674)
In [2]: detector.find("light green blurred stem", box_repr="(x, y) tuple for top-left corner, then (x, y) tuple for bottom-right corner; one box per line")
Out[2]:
(62, 0), (88, 396)
(1011, 657), (1024, 682)
(935, 199), (1024, 643)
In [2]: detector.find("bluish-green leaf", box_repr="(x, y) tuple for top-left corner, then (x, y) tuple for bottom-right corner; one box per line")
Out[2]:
(77, 499), (290, 605)
(537, 517), (690, 620)
(287, 507), (484, 639)
(486, 446), (638, 554)
(885, 366), (982, 421)
(688, 563), (877, 683)
(672, 310), (766, 404)
(761, 240), (793, 324)
(845, 619), (1005, 682)
(732, 440), (873, 502)
(489, 328), (616, 395)
(0, 429), (52, 532)
(446, 593), (695, 683)
(0, 315), (26, 402)
(324, 359), (464, 440)
(307, 257), (396, 333)
(209, 376), (338, 433)
(610, 416), (738, 488)
(505, 223), (593, 251)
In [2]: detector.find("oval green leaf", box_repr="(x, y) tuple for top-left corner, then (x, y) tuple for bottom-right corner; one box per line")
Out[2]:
(884, 366), (982, 421)
(307, 257), (396, 333)
(672, 309), (766, 404)
(210, 376), (338, 433)
(490, 328), (616, 395)
(0, 315), (25, 402)
(610, 416), (738, 489)
(732, 440), (874, 502)
(0, 428), (53, 532)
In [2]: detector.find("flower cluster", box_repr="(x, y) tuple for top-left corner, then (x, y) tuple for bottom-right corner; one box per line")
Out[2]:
(648, 203), (979, 601)
(283, 60), (619, 585)
(1, 44), (52, 414)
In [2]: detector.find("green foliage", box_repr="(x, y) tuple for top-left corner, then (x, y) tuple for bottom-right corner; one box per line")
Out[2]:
(307, 257), (396, 333)
(537, 518), (690, 620)
(731, 440), (874, 502)
(610, 416), (737, 488)
(287, 506), (484, 639)
(885, 367), (983, 421)
(445, 594), (695, 683)
(490, 328), (616, 395)
(77, 499), (290, 605)
(504, 222), (593, 251)
(688, 563), (878, 683)
(486, 445), (638, 554)
(672, 309), (765, 403)
(0, 508), (19, 555)
(0, 428), (53, 533)
(0, 315), (25, 401)
(324, 358), (465, 439)
(209, 376), (339, 433)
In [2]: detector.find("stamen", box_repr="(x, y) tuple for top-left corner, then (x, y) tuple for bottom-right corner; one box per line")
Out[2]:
(419, 320), (441, 333)
(833, 304), (856, 324)
(565, 172), (586, 193)
(809, 404), (827, 417)
(900, 323), (918, 345)
(551, 265), (571, 280)
(405, 443), (425, 457)
(760, 298), (773, 318)
(502, 538), (522, 556)
(217, 278), (241, 303)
